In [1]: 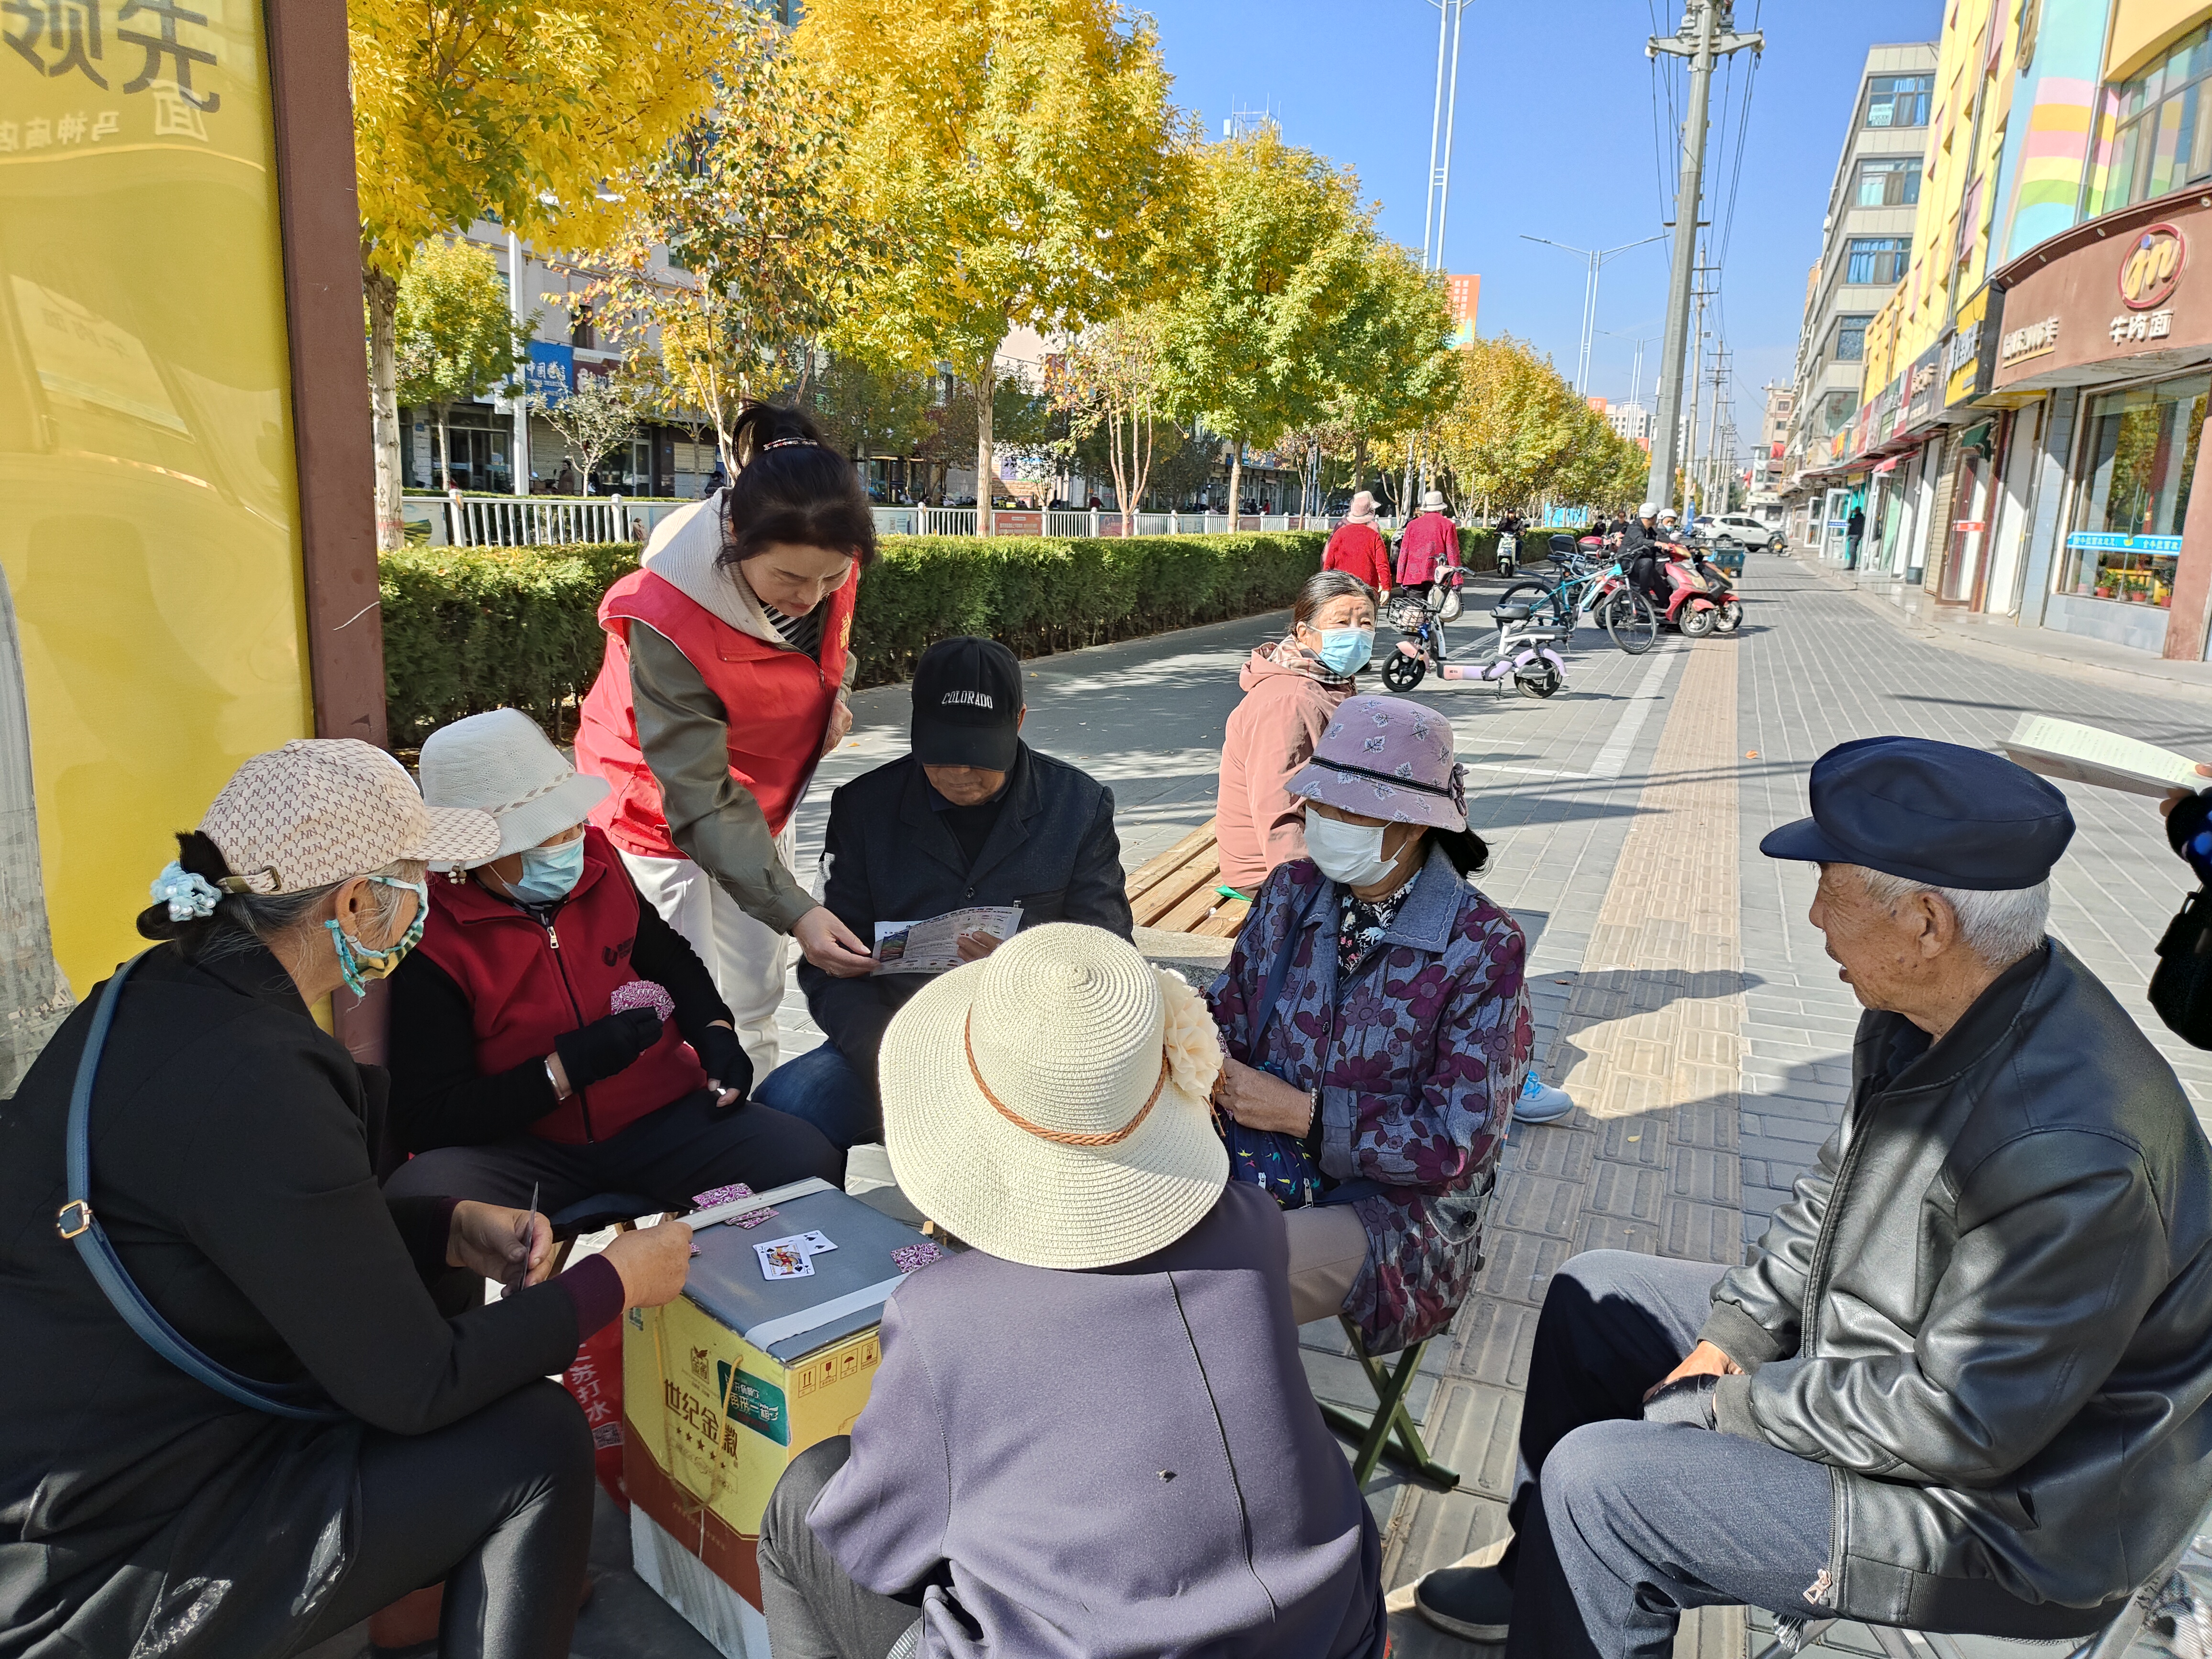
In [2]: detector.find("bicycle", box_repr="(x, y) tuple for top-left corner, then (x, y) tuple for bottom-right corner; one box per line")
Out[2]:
(1497, 538), (1659, 655)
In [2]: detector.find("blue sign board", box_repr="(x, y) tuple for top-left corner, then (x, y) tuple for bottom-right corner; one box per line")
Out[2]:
(523, 341), (574, 403)
(2066, 531), (2184, 556)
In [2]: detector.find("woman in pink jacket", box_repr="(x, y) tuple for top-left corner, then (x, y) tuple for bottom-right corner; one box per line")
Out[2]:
(1215, 571), (1376, 897)
(1394, 488), (1462, 597)
(1320, 491), (1392, 599)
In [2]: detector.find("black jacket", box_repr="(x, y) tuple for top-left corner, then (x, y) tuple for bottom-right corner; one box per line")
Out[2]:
(803, 745), (1132, 1083)
(0, 942), (584, 1658)
(1702, 942), (2212, 1633)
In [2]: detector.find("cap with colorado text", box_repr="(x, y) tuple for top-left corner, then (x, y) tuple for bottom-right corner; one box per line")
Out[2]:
(1759, 735), (2075, 890)
(911, 636), (1023, 770)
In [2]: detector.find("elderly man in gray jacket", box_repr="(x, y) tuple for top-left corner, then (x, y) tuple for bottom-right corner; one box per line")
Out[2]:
(1416, 736), (2212, 1657)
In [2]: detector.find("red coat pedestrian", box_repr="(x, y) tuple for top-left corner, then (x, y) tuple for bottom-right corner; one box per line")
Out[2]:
(1394, 495), (1462, 586)
(1321, 520), (1392, 594)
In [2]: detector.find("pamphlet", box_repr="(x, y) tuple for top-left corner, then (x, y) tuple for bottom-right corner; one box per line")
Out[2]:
(871, 905), (1022, 976)
(2001, 715), (2205, 799)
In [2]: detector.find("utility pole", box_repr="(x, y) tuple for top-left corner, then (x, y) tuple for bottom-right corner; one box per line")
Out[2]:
(1647, 0), (1762, 510)
(1520, 233), (1667, 395)
(1704, 344), (1731, 516)
(508, 231), (531, 498)
(1408, 0), (1471, 516)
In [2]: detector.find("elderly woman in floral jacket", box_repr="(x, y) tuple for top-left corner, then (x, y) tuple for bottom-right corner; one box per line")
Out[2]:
(1207, 695), (1532, 1353)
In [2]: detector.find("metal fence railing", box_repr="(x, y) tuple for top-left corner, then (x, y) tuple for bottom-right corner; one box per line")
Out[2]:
(403, 496), (1358, 550)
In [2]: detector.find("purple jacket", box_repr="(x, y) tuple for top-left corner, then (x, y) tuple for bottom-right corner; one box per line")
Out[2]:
(1208, 847), (1532, 1352)
(807, 1182), (1384, 1659)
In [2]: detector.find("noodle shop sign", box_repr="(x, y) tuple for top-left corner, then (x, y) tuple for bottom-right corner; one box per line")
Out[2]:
(1992, 202), (2212, 389)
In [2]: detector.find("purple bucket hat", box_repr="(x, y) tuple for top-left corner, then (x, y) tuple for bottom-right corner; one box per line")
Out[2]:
(1289, 694), (1468, 831)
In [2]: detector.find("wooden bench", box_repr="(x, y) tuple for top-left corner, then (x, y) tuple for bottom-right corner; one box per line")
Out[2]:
(1125, 819), (1251, 939)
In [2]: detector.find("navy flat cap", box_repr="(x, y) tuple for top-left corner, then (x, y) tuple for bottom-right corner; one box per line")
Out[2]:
(1760, 736), (2075, 890)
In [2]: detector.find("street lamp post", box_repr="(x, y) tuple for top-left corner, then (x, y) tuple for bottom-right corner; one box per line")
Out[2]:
(1520, 233), (1667, 397)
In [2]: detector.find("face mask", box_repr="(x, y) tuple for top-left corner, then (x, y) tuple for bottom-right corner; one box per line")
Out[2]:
(1314, 626), (1375, 677)
(1304, 811), (1397, 886)
(508, 836), (586, 906)
(326, 875), (428, 997)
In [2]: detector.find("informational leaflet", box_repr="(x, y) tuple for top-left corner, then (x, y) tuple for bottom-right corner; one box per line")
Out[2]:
(2002, 715), (2205, 799)
(872, 906), (1022, 976)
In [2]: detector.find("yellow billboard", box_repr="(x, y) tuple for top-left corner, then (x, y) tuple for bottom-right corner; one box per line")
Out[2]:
(0, 0), (313, 995)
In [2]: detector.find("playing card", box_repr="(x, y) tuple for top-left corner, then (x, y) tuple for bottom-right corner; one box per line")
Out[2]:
(754, 1239), (814, 1280)
(795, 1230), (837, 1255)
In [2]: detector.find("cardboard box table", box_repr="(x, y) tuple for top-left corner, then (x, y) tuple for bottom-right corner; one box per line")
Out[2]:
(623, 1177), (932, 1658)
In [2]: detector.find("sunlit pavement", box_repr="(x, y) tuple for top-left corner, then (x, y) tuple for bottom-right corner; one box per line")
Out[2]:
(308, 555), (2212, 1656)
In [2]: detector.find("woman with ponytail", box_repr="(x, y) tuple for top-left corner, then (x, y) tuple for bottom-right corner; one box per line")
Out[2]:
(575, 402), (881, 1081)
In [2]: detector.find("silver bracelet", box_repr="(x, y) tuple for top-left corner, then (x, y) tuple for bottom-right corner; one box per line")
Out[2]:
(545, 1057), (569, 1099)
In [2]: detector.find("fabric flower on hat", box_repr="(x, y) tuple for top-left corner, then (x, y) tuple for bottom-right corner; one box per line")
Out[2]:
(1158, 970), (1224, 1101)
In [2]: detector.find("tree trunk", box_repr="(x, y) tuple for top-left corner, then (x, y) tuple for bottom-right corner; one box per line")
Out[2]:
(435, 405), (452, 493)
(974, 364), (995, 537)
(1227, 441), (1243, 531)
(366, 265), (405, 552)
(1354, 433), (1369, 498)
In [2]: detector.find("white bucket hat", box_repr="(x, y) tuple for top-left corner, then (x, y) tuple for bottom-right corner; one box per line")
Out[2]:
(1420, 489), (1449, 513)
(417, 708), (611, 866)
(878, 923), (1229, 1269)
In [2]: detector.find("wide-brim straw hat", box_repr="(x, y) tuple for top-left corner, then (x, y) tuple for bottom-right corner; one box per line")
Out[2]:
(1290, 693), (1469, 833)
(418, 708), (611, 865)
(879, 923), (1229, 1269)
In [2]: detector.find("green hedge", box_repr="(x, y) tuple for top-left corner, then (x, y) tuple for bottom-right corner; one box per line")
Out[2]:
(379, 531), (1326, 748)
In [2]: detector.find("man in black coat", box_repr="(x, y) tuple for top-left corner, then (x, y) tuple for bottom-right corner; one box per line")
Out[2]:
(753, 637), (1132, 1147)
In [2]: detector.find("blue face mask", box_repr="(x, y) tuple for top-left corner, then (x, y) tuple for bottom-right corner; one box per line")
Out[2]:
(1316, 626), (1375, 676)
(508, 836), (586, 906)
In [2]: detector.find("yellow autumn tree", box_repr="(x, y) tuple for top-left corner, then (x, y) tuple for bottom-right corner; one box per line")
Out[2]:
(794, 0), (1191, 533)
(349, 0), (735, 546)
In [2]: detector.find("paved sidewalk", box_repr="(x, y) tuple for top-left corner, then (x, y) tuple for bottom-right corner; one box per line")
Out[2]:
(311, 562), (2212, 1658)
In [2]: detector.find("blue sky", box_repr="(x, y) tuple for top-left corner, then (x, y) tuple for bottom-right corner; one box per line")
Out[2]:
(1144, 0), (1944, 458)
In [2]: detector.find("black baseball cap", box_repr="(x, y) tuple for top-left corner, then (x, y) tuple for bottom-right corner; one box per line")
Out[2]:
(911, 637), (1023, 770)
(1759, 736), (2075, 890)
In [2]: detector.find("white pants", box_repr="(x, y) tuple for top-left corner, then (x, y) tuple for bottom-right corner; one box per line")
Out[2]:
(620, 824), (796, 1082)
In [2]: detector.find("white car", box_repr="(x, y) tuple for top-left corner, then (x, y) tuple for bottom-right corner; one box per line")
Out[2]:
(1703, 512), (1787, 552)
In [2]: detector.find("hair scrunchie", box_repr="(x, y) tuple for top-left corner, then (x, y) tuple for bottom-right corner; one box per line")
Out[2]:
(150, 861), (222, 921)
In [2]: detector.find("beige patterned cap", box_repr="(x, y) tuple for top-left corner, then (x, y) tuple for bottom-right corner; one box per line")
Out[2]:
(200, 739), (500, 894)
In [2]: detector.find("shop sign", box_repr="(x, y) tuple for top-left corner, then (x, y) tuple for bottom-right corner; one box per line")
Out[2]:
(1875, 375), (1905, 443)
(1902, 344), (1945, 429)
(2066, 530), (2184, 555)
(524, 341), (574, 402)
(1944, 284), (2001, 408)
(2119, 223), (2186, 309)
(1954, 520), (1987, 534)
(1993, 202), (2212, 388)
(2000, 316), (2060, 366)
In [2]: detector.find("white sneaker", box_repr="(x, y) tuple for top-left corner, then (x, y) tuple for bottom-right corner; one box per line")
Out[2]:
(1515, 1070), (1575, 1124)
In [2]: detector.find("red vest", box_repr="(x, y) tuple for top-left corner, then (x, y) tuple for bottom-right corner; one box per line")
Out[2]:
(573, 566), (857, 858)
(416, 826), (708, 1145)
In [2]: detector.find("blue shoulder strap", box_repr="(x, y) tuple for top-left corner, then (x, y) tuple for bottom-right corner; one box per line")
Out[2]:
(57, 952), (346, 1422)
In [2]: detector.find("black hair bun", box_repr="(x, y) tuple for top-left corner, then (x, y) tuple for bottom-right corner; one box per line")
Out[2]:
(136, 830), (233, 941)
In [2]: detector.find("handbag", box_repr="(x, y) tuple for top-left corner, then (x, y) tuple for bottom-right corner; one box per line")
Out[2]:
(2151, 887), (2212, 1051)
(55, 952), (346, 1421)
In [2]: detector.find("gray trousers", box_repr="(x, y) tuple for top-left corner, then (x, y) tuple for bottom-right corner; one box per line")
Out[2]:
(758, 1438), (923, 1659)
(1503, 1251), (1836, 1659)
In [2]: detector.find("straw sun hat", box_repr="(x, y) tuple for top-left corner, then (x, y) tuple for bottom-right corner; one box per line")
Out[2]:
(878, 923), (1229, 1269)
(418, 708), (610, 866)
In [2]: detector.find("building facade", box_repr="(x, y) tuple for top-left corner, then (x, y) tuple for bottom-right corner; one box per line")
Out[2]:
(1780, 41), (1942, 549)
(1789, 0), (2212, 664)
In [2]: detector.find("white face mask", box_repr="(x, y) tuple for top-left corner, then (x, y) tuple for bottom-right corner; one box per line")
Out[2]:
(1304, 810), (1397, 886)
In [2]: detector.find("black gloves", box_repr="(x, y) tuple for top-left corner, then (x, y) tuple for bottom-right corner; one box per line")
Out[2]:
(1641, 1373), (1719, 1429)
(690, 1024), (753, 1105)
(553, 1008), (664, 1091)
